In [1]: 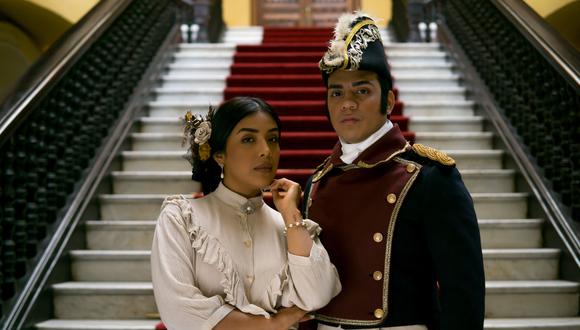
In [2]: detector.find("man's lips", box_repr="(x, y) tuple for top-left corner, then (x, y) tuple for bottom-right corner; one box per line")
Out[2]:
(340, 117), (359, 124)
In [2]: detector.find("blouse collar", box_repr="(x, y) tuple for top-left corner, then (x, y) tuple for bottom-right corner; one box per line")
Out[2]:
(213, 182), (264, 215)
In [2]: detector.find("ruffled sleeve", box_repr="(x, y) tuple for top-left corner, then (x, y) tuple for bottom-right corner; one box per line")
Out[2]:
(263, 219), (341, 312)
(151, 195), (270, 330)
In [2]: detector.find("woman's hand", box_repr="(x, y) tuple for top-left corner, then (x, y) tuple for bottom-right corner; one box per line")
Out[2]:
(270, 306), (308, 329)
(271, 178), (302, 217)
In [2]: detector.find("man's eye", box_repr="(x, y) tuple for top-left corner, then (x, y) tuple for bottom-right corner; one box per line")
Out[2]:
(356, 89), (369, 94)
(329, 90), (342, 97)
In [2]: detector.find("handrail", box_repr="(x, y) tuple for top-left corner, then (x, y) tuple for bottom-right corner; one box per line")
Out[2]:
(0, 0), (131, 148)
(490, 0), (579, 91)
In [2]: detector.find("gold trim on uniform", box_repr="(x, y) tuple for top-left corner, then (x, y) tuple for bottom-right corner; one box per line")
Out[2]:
(412, 143), (456, 166)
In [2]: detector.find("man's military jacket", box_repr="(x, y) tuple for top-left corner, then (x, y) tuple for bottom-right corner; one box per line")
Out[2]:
(302, 125), (485, 329)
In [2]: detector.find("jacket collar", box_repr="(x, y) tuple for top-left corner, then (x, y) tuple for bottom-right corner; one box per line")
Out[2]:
(313, 125), (410, 182)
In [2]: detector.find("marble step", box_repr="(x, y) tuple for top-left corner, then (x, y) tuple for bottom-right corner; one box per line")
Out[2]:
(383, 42), (441, 51)
(52, 282), (156, 319)
(110, 169), (516, 194)
(390, 62), (454, 76)
(120, 149), (505, 172)
(175, 43), (236, 52)
(391, 74), (461, 88)
(174, 43), (441, 56)
(484, 318), (580, 330)
(146, 101), (212, 118)
(50, 281), (579, 319)
(165, 62), (231, 76)
(152, 87), (222, 103)
(159, 75), (228, 89)
(34, 318), (580, 330)
(85, 219), (543, 250)
(172, 52), (234, 65)
(485, 281), (579, 318)
(409, 116), (484, 132)
(414, 132), (493, 150)
(35, 319), (160, 330)
(98, 193), (527, 220)
(402, 100), (475, 117)
(145, 100), (476, 118)
(86, 221), (156, 250)
(479, 219), (543, 249)
(398, 86), (466, 101)
(69, 249), (559, 282)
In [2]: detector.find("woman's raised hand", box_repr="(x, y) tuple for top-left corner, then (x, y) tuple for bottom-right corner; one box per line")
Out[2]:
(270, 178), (302, 217)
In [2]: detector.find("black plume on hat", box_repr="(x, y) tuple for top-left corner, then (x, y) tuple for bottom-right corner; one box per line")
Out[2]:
(319, 12), (392, 92)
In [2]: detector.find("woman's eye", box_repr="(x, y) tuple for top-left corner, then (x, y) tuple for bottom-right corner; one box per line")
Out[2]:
(268, 136), (280, 143)
(241, 137), (254, 143)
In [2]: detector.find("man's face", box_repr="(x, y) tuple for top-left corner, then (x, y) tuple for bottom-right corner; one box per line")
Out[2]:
(327, 70), (389, 144)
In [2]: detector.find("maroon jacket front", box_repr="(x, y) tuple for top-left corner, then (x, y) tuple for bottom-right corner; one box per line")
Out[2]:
(305, 125), (421, 327)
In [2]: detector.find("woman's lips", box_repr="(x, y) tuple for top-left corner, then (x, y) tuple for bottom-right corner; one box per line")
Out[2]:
(254, 164), (273, 172)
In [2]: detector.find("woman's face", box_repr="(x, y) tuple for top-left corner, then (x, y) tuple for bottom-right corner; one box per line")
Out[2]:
(216, 111), (280, 197)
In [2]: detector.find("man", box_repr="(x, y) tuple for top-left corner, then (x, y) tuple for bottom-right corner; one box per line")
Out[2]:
(302, 13), (485, 329)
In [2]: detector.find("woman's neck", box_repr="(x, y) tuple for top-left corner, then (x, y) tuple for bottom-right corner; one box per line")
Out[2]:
(221, 179), (261, 199)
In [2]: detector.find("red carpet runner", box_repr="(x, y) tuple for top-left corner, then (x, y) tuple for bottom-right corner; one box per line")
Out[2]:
(225, 27), (414, 188)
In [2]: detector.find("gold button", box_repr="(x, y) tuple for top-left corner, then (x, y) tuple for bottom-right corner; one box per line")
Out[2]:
(373, 271), (383, 281)
(406, 164), (416, 173)
(244, 240), (251, 247)
(386, 193), (397, 204)
(373, 232), (383, 243)
(374, 308), (384, 319)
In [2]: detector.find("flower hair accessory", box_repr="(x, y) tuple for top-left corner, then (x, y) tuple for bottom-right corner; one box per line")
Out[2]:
(182, 106), (216, 163)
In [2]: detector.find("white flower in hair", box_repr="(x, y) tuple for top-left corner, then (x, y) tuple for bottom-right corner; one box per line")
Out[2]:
(194, 121), (212, 145)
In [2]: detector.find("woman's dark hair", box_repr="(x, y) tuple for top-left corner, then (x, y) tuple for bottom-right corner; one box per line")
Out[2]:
(191, 97), (281, 195)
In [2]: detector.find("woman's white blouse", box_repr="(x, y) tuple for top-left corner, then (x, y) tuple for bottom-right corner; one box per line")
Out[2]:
(151, 183), (341, 330)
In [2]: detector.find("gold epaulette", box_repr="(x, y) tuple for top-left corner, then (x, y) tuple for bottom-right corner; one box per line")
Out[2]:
(412, 143), (455, 166)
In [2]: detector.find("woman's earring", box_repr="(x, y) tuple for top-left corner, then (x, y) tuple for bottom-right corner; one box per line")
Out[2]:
(219, 164), (224, 179)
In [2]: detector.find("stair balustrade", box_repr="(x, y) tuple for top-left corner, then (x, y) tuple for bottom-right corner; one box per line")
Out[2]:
(0, 0), (179, 327)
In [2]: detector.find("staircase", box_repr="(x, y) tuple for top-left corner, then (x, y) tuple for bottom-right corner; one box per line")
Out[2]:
(34, 27), (580, 330)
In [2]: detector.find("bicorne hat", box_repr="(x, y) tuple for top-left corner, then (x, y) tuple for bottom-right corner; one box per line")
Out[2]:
(319, 12), (393, 92)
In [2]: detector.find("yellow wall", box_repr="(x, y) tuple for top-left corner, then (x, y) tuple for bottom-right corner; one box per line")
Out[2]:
(0, 0), (97, 104)
(361, 0), (391, 27)
(523, 0), (576, 17)
(224, 0), (252, 27)
(26, 0), (99, 23)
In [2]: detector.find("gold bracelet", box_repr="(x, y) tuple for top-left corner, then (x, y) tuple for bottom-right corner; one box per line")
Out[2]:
(283, 220), (306, 235)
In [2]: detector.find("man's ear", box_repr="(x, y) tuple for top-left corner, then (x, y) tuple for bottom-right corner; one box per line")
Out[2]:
(386, 90), (396, 115)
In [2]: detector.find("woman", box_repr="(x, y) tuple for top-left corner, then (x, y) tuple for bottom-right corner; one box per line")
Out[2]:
(151, 97), (341, 330)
